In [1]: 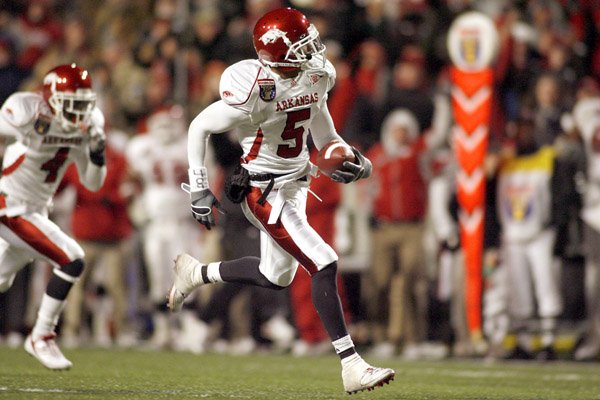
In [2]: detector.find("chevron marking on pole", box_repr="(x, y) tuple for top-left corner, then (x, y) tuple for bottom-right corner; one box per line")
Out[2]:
(458, 207), (484, 234)
(451, 86), (492, 114)
(452, 124), (488, 151)
(456, 168), (484, 194)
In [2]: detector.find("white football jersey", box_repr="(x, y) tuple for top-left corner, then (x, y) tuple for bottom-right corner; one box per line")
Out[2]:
(126, 134), (190, 220)
(219, 55), (336, 176)
(0, 92), (104, 209)
(497, 147), (554, 242)
(574, 98), (600, 187)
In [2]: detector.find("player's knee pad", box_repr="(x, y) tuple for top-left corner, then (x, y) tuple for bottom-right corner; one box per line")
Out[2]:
(54, 258), (85, 283)
(259, 273), (287, 290)
(314, 261), (338, 278)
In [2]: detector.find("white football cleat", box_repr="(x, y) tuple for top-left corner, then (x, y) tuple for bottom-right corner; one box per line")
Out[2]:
(341, 354), (395, 394)
(25, 333), (72, 370)
(168, 253), (204, 312)
(574, 336), (600, 361)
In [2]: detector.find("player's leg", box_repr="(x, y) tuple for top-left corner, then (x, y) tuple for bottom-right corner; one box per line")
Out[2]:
(168, 194), (294, 312)
(576, 224), (600, 360)
(143, 222), (175, 348)
(0, 212), (85, 369)
(61, 241), (98, 348)
(526, 228), (562, 360)
(0, 238), (32, 293)
(169, 182), (394, 392)
(503, 240), (535, 359)
(245, 183), (394, 393)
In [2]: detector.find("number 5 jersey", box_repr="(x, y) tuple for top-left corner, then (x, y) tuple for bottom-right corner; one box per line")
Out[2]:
(219, 54), (335, 177)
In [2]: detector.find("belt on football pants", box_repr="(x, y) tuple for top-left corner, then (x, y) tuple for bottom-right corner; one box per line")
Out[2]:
(250, 173), (307, 206)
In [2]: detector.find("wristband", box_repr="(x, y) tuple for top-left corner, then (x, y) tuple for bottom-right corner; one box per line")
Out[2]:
(188, 167), (209, 191)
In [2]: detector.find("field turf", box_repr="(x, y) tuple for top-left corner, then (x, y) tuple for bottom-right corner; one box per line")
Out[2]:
(0, 347), (599, 399)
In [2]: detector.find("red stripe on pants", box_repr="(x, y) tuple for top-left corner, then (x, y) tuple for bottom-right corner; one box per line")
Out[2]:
(0, 196), (71, 266)
(246, 187), (319, 274)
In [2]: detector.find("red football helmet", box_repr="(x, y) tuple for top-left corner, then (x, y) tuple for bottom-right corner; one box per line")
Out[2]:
(42, 63), (96, 130)
(253, 8), (325, 72)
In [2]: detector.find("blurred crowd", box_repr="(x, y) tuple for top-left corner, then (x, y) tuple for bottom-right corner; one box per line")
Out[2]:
(1, 0), (600, 362)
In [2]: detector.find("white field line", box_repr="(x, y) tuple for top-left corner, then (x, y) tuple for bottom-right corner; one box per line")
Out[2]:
(416, 368), (597, 382)
(0, 386), (214, 397)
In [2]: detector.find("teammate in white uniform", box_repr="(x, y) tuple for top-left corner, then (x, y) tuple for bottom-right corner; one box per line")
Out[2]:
(127, 106), (204, 350)
(497, 116), (562, 360)
(572, 86), (600, 360)
(167, 8), (394, 394)
(0, 64), (106, 369)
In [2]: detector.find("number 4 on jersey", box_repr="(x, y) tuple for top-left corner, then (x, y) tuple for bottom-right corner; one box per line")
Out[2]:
(41, 147), (70, 183)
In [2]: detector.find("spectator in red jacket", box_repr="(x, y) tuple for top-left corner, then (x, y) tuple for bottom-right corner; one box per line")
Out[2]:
(60, 137), (134, 348)
(365, 108), (429, 359)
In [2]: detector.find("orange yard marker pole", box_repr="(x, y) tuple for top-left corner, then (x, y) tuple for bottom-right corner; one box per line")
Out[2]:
(447, 12), (498, 341)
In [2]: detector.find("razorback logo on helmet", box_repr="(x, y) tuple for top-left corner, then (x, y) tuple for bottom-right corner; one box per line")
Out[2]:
(259, 28), (292, 47)
(43, 72), (59, 86)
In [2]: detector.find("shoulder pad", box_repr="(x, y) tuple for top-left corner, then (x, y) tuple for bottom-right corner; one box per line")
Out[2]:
(1, 92), (42, 127)
(304, 56), (336, 92)
(324, 59), (336, 91)
(219, 60), (265, 113)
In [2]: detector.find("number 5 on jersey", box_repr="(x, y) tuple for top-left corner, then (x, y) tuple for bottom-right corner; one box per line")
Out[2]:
(277, 108), (311, 158)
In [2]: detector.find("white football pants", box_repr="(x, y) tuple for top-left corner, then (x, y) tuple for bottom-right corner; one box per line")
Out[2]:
(241, 179), (338, 287)
(502, 228), (562, 320)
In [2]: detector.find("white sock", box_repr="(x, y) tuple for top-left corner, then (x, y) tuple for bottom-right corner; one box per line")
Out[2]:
(32, 294), (65, 339)
(341, 352), (361, 366)
(190, 261), (222, 285)
(206, 262), (222, 283)
(540, 317), (556, 347)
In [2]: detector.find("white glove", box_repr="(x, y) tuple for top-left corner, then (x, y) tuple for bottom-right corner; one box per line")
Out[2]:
(88, 127), (106, 166)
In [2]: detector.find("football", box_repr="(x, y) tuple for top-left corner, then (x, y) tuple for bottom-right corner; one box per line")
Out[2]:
(315, 141), (356, 177)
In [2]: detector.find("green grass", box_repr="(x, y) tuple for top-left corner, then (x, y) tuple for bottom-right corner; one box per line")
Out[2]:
(0, 347), (599, 399)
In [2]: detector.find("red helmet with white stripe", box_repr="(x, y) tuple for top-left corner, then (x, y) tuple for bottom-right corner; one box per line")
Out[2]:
(253, 8), (325, 73)
(42, 63), (96, 130)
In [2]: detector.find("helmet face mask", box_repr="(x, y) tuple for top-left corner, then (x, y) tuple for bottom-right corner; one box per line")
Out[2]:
(253, 8), (326, 72)
(285, 24), (325, 66)
(49, 89), (96, 129)
(43, 64), (97, 131)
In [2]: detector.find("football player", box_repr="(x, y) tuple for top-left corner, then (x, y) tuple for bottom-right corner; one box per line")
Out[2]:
(0, 64), (106, 369)
(168, 8), (394, 394)
(572, 81), (600, 361)
(126, 106), (205, 351)
(496, 115), (563, 361)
